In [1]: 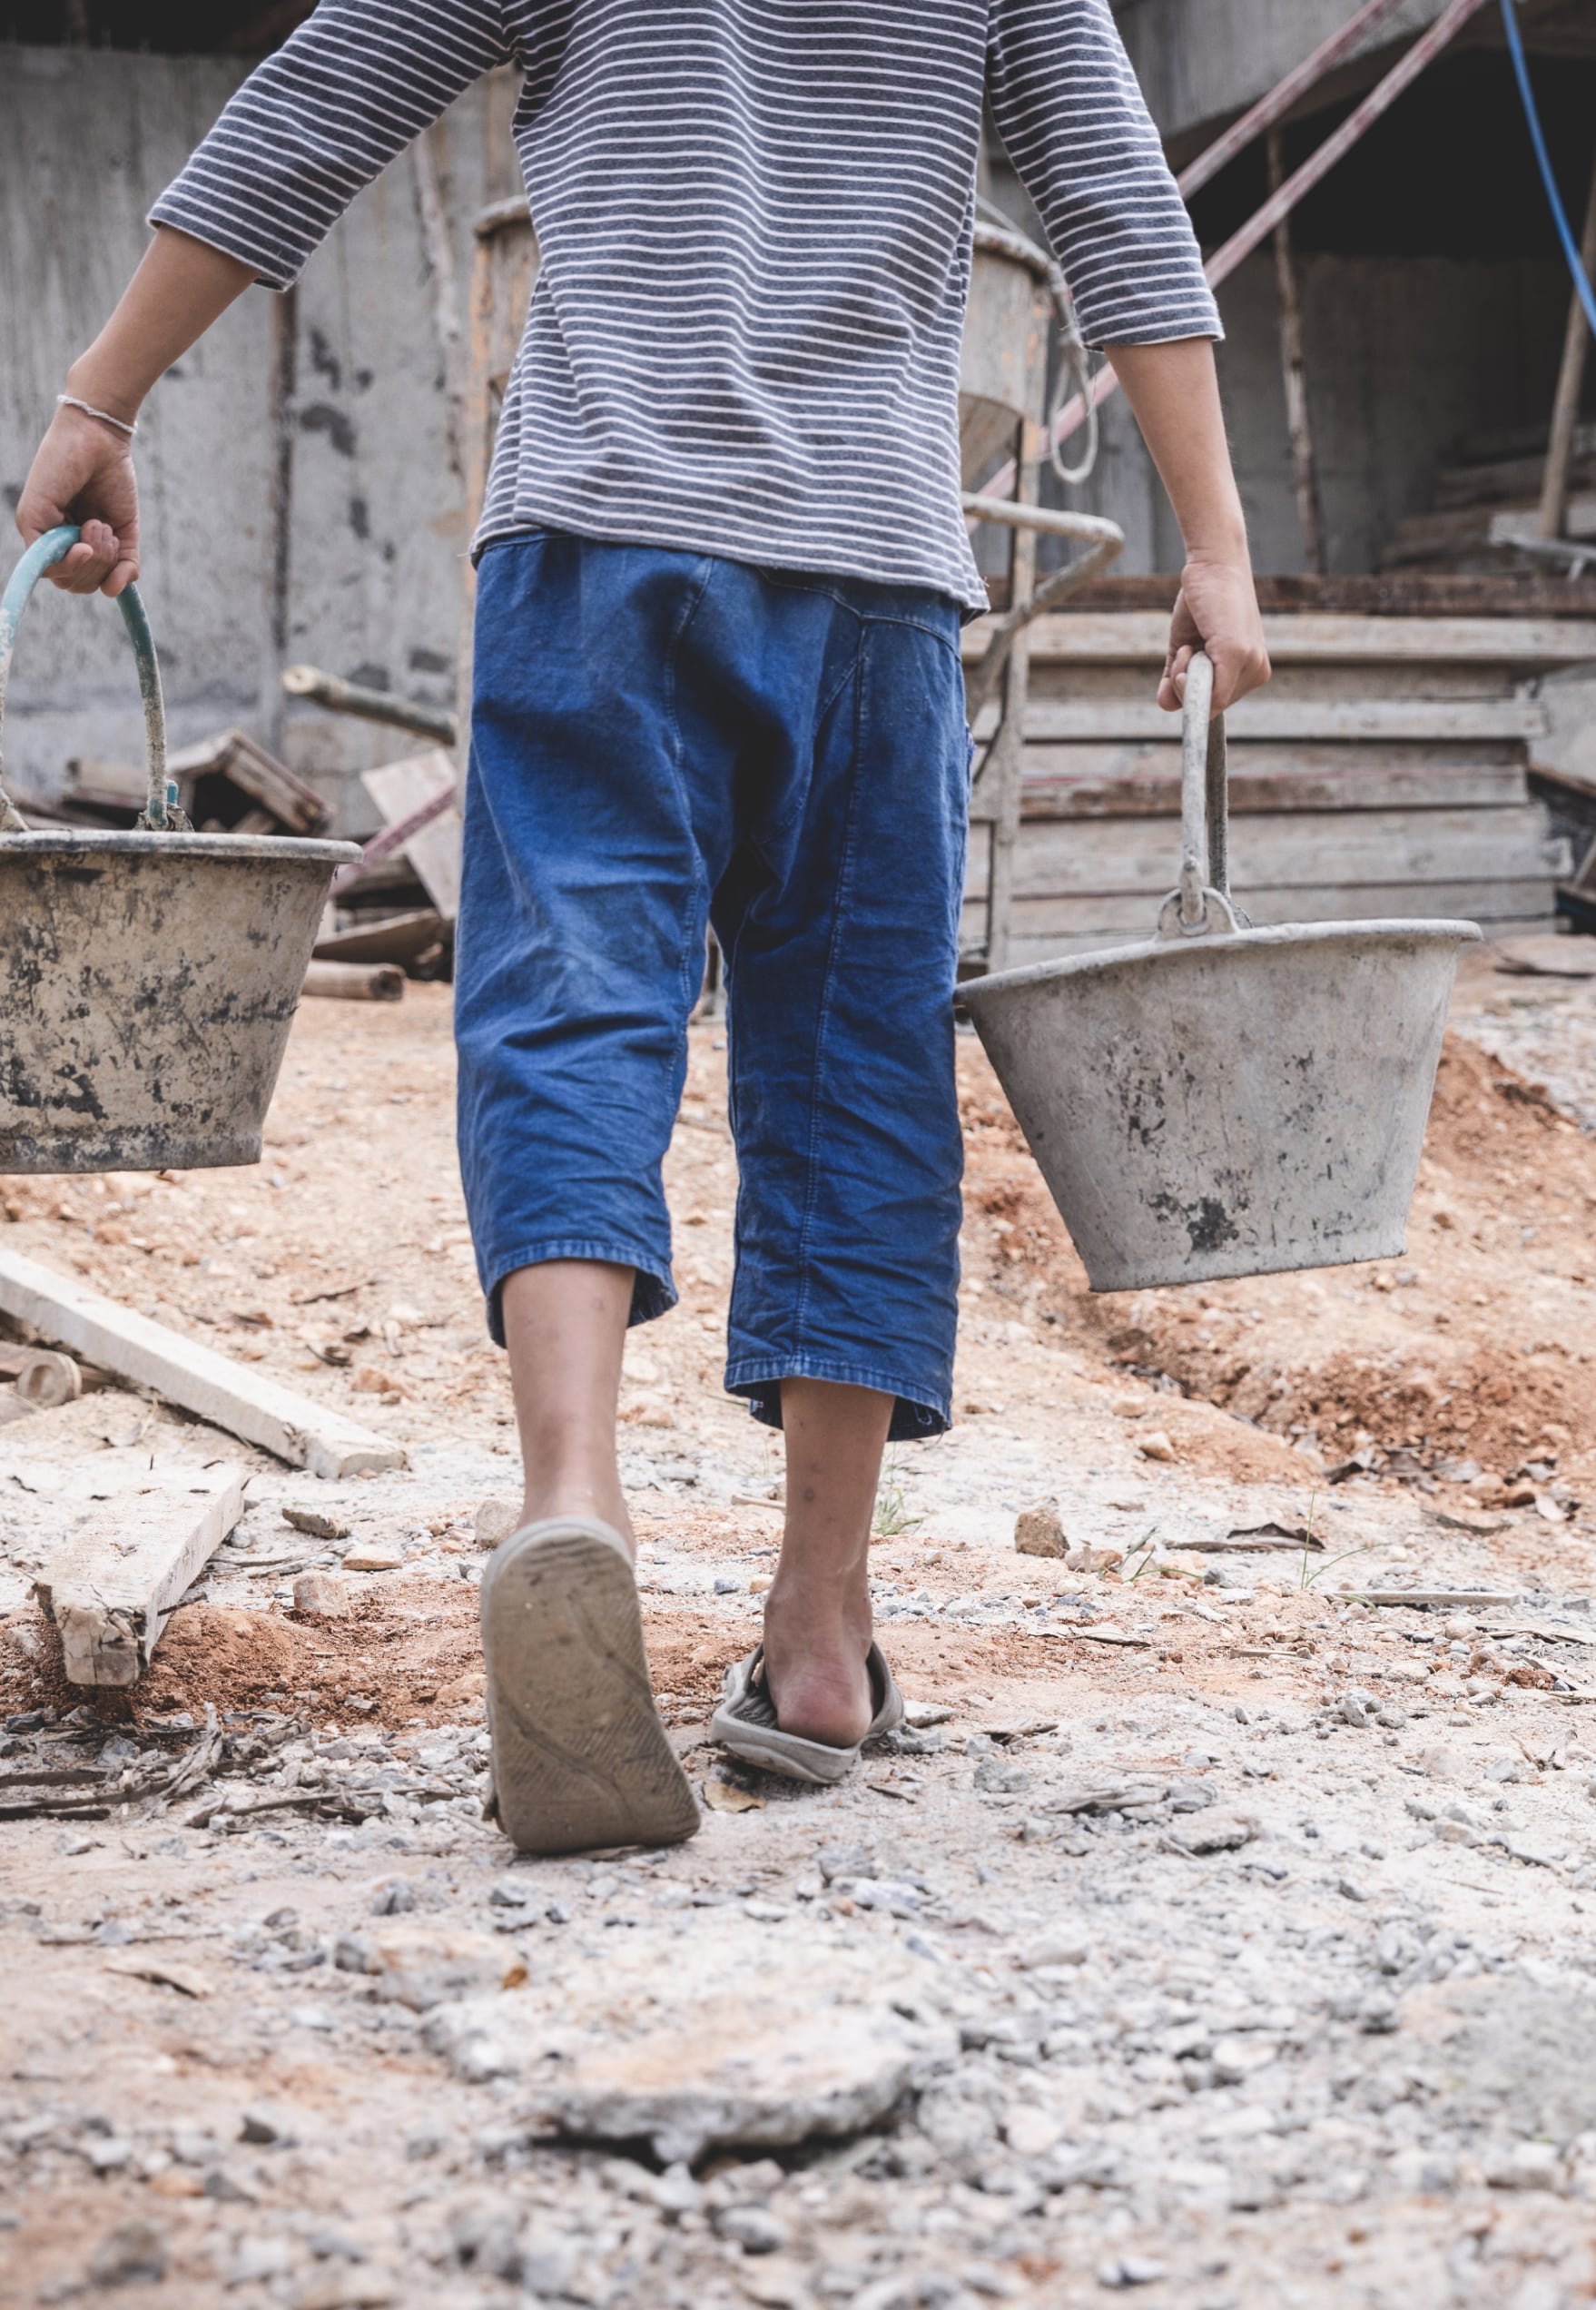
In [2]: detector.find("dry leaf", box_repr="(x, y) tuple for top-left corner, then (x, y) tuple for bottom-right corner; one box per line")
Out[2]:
(702, 1777), (764, 1814)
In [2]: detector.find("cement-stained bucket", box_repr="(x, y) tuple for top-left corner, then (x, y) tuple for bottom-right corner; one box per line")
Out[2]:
(959, 653), (1480, 1290)
(0, 527), (359, 1173)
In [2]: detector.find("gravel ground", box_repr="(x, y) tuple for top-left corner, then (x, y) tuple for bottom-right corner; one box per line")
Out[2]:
(5, 972), (1596, 2309)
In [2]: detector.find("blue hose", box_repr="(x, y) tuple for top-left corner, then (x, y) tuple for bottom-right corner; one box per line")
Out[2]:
(1501, 0), (1596, 338)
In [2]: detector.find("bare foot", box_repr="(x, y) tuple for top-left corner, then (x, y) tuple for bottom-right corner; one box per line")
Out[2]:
(760, 1584), (873, 1748)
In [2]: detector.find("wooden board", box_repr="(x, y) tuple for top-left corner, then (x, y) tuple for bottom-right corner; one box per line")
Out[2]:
(961, 610), (1596, 666)
(998, 574), (1596, 617)
(361, 751), (461, 922)
(1383, 502), (1596, 563)
(1011, 699), (1547, 745)
(67, 733), (331, 836)
(962, 806), (1567, 903)
(1434, 451), (1596, 511)
(961, 880), (1564, 941)
(975, 916), (1562, 969)
(314, 908), (447, 967)
(166, 730), (331, 835)
(1021, 662), (1526, 707)
(0, 1250), (404, 1480)
(1015, 754), (1530, 820)
(34, 1466), (246, 1687)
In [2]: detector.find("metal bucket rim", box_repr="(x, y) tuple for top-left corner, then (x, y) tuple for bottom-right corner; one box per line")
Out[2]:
(0, 830), (361, 865)
(961, 914), (1483, 1003)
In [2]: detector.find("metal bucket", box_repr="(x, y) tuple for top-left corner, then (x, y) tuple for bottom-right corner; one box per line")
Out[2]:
(960, 653), (1480, 1291)
(0, 528), (359, 1173)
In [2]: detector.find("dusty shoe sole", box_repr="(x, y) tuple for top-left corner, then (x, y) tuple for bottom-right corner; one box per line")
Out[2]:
(479, 1517), (700, 1855)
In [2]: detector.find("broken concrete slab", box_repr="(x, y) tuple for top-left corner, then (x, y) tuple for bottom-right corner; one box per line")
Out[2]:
(423, 1989), (956, 2163)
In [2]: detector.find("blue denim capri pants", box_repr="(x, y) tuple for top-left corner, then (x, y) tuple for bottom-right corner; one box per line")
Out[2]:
(455, 529), (970, 1442)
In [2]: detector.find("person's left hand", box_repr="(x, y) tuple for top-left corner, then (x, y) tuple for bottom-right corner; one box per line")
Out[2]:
(1159, 549), (1270, 714)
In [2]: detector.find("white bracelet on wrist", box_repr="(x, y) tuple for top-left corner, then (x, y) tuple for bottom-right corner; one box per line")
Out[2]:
(56, 393), (138, 439)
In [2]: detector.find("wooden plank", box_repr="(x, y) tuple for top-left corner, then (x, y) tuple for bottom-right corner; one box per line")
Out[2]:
(965, 806), (1567, 903)
(1020, 574), (1596, 617)
(1015, 699), (1548, 744)
(1022, 661), (1524, 706)
(982, 881), (1564, 938)
(314, 908), (447, 967)
(979, 915), (1564, 969)
(34, 1466), (246, 1688)
(1016, 665), (1533, 706)
(1016, 753), (1529, 819)
(1493, 499), (1596, 549)
(361, 751), (461, 921)
(0, 1250), (404, 1481)
(1435, 452), (1596, 511)
(167, 730), (331, 836)
(302, 960), (406, 1002)
(961, 611), (1596, 666)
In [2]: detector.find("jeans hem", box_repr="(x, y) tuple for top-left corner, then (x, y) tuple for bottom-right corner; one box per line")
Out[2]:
(724, 1354), (951, 1443)
(483, 1239), (676, 1346)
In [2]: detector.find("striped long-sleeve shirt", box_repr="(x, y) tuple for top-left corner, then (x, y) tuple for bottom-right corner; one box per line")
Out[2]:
(151, 0), (1218, 610)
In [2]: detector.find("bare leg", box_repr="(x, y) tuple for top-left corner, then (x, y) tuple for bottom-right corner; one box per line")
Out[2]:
(760, 1377), (892, 1747)
(500, 1259), (635, 1552)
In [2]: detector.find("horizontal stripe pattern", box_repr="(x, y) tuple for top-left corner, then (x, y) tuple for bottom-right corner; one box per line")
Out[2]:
(151, 0), (1217, 608)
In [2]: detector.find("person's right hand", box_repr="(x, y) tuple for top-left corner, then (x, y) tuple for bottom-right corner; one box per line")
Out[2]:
(15, 404), (141, 597)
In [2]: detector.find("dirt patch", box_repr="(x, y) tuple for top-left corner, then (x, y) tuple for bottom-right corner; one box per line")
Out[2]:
(956, 1032), (1596, 1508)
(2, 1588), (489, 1732)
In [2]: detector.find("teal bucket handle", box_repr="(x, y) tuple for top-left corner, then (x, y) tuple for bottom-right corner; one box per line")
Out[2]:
(0, 526), (184, 832)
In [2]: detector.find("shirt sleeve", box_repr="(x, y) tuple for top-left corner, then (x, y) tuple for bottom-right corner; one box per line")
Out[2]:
(148, 0), (516, 291)
(986, 0), (1221, 348)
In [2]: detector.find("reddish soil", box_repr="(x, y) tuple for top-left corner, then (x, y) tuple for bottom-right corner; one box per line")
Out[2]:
(956, 1032), (1596, 1509)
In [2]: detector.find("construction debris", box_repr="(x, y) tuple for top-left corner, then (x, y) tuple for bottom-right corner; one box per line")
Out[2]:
(0, 1249), (404, 1479)
(281, 662), (458, 745)
(360, 752), (460, 921)
(58, 729), (330, 837)
(302, 960), (405, 1002)
(33, 1466), (246, 1685)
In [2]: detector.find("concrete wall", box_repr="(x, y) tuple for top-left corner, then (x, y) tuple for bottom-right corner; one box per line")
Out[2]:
(1051, 247), (1571, 578)
(0, 46), (490, 826)
(1113, 0), (1447, 152)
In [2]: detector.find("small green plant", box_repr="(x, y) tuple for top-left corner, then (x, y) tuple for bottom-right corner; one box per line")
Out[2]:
(872, 1450), (923, 1538)
(1296, 1487), (1384, 1592)
(1302, 1540), (1383, 1594)
(1126, 1526), (1160, 1580)
(1297, 1490), (1320, 1590)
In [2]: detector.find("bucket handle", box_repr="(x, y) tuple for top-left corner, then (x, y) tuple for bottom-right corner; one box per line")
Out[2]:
(1158, 648), (1247, 940)
(0, 525), (185, 834)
